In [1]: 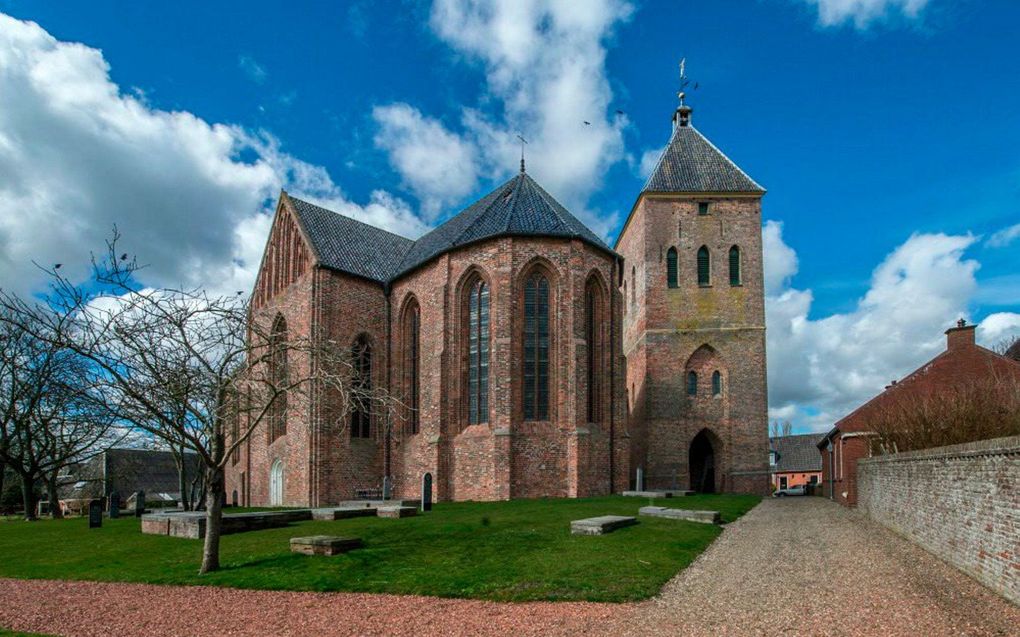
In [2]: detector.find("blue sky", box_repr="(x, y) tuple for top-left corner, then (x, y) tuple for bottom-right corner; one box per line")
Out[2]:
(0, 0), (1018, 431)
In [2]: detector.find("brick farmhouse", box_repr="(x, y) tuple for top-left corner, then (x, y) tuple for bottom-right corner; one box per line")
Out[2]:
(818, 321), (1020, 507)
(769, 434), (823, 491)
(226, 100), (770, 506)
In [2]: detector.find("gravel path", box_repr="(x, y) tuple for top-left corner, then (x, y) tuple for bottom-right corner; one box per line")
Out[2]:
(615, 497), (1020, 636)
(2, 498), (1017, 636)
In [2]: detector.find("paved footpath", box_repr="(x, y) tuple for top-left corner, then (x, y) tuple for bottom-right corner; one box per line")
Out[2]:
(2, 498), (1018, 636)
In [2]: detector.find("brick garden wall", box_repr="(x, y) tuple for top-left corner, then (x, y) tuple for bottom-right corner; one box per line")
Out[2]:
(857, 435), (1020, 604)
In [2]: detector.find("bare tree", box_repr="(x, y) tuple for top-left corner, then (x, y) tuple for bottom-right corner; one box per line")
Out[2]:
(768, 420), (793, 438)
(0, 232), (399, 572)
(995, 335), (1020, 363)
(869, 374), (1020, 453)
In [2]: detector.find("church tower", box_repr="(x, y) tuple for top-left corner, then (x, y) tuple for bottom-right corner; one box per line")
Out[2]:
(616, 91), (769, 495)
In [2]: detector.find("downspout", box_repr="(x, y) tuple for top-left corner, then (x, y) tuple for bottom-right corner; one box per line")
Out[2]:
(384, 282), (392, 489)
(608, 256), (619, 494)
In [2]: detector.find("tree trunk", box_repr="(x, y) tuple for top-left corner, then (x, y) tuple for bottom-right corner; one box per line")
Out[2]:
(177, 454), (189, 511)
(20, 472), (37, 521)
(46, 471), (63, 519)
(199, 464), (224, 574)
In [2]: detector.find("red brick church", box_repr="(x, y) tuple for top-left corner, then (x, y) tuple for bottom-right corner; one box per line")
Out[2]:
(226, 100), (770, 506)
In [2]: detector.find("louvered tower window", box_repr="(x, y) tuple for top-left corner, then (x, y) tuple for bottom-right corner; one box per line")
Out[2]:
(666, 247), (679, 288)
(523, 273), (550, 420)
(729, 246), (741, 286)
(467, 279), (490, 425)
(697, 246), (711, 286)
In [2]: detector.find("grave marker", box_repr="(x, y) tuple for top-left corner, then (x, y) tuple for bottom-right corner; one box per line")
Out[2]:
(88, 499), (103, 528)
(109, 491), (120, 519)
(421, 472), (433, 512)
(134, 490), (146, 517)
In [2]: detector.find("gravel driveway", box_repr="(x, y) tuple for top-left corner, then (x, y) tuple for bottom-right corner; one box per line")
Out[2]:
(616, 497), (1020, 636)
(2, 498), (1017, 636)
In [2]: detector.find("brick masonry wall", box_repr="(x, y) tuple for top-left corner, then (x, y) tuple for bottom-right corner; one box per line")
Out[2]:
(618, 194), (769, 494)
(857, 435), (1020, 604)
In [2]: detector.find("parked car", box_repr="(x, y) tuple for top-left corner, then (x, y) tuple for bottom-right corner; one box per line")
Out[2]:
(773, 485), (807, 497)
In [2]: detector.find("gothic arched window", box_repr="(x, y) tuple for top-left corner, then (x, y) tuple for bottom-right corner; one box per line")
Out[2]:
(269, 315), (288, 443)
(697, 246), (711, 286)
(712, 370), (722, 396)
(666, 247), (679, 289)
(523, 272), (550, 420)
(466, 277), (490, 425)
(729, 246), (741, 286)
(584, 277), (604, 424)
(350, 334), (372, 438)
(402, 298), (421, 435)
(687, 371), (698, 396)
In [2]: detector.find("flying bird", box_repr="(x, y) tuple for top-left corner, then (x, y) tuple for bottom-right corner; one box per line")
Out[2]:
(54, 263), (62, 269)
(615, 109), (625, 115)
(583, 121), (591, 126)
(120, 253), (128, 261)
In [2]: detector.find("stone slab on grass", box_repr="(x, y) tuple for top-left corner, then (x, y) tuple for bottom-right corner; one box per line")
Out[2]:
(311, 507), (377, 521)
(377, 506), (417, 519)
(570, 515), (637, 536)
(639, 506), (721, 525)
(622, 490), (694, 498)
(141, 509), (312, 539)
(290, 535), (363, 556)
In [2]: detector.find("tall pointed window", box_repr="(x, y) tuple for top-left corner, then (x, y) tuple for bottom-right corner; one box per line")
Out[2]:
(697, 246), (711, 286)
(712, 370), (722, 396)
(402, 299), (421, 435)
(350, 335), (372, 438)
(729, 246), (741, 286)
(523, 272), (550, 420)
(466, 278), (490, 425)
(585, 278), (603, 424)
(687, 371), (698, 396)
(666, 247), (679, 288)
(631, 266), (636, 305)
(269, 315), (288, 443)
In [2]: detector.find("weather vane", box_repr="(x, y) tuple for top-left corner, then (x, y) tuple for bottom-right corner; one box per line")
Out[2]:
(516, 133), (528, 173)
(677, 57), (698, 106)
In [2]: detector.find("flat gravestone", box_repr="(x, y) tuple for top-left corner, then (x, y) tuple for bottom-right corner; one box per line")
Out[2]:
(311, 507), (377, 521)
(639, 506), (721, 525)
(88, 500), (103, 529)
(377, 506), (416, 519)
(570, 515), (637, 536)
(290, 535), (363, 556)
(623, 490), (675, 498)
(421, 472), (432, 512)
(134, 490), (146, 518)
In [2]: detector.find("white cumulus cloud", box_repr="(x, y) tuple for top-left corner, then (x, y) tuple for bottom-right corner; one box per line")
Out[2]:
(802, 0), (930, 29)
(986, 222), (1020, 248)
(372, 0), (633, 239)
(0, 13), (426, 297)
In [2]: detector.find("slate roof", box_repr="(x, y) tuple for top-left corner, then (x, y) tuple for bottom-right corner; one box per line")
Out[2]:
(769, 434), (824, 473)
(287, 171), (614, 284)
(643, 123), (764, 194)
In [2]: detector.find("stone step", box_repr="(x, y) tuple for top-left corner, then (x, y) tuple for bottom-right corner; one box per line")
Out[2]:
(290, 535), (363, 556)
(639, 506), (721, 524)
(570, 515), (638, 535)
(377, 506), (417, 519)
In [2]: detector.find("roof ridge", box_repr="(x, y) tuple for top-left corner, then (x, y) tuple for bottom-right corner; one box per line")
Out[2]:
(689, 125), (766, 193)
(287, 194), (413, 244)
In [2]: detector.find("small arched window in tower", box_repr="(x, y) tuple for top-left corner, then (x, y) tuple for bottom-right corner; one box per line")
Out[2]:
(523, 272), (550, 421)
(712, 370), (722, 396)
(269, 315), (288, 443)
(729, 246), (741, 286)
(402, 299), (420, 435)
(466, 277), (490, 425)
(666, 247), (679, 289)
(697, 246), (711, 286)
(631, 266), (636, 305)
(687, 371), (698, 396)
(698, 202), (710, 216)
(350, 335), (372, 438)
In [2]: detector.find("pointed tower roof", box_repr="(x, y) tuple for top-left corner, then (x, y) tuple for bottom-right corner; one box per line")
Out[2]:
(643, 122), (764, 194)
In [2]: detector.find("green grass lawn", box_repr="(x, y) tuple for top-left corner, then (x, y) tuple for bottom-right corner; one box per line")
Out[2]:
(0, 494), (758, 602)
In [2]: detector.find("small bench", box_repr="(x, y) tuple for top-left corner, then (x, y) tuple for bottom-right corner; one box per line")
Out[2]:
(290, 535), (363, 556)
(639, 506), (721, 525)
(312, 507), (377, 521)
(377, 506), (417, 519)
(570, 515), (637, 535)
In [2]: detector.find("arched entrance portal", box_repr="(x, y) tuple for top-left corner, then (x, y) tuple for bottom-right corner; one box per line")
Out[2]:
(689, 430), (717, 493)
(269, 459), (284, 506)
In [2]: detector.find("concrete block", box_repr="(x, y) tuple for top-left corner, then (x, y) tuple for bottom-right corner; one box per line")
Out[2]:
(570, 515), (637, 535)
(639, 506), (721, 524)
(377, 506), (417, 519)
(312, 507), (378, 521)
(290, 535), (363, 556)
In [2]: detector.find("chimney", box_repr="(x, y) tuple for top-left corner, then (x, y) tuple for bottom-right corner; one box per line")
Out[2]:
(945, 318), (976, 351)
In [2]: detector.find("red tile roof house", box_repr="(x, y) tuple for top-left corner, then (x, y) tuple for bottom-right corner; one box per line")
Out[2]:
(817, 320), (1020, 507)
